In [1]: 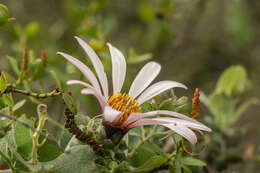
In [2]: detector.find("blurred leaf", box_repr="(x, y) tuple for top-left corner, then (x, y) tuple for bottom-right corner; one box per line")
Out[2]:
(231, 97), (259, 124)
(4, 72), (16, 83)
(133, 155), (167, 172)
(13, 99), (26, 112)
(199, 91), (210, 108)
(7, 56), (20, 76)
(128, 53), (153, 64)
(0, 72), (7, 94)
(209, 93), (234, 128)
(36, 145), (101, 173)
(49, 70), (62, 90)
(25, 21), (39, 38)
(2, 93), (14, 107)
(216, 65), (247, 96)
(0, 4), (10, 27)
(37, 135), (62, 162)
(178, 157), (206, 166)
(62, 93), (77, 114)
(14, 114), (33, 159)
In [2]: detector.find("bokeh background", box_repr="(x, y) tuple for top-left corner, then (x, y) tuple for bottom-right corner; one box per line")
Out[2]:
(0, 0), (259, 172)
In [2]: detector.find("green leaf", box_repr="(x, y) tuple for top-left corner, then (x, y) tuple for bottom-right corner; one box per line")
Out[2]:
(63, 93), (77, 114)
(49, 70), (63, 90)
(59, 129), (73, 150)
(209, 93), (234, 128)
(13, 99), (26, 112)
(37, 135), (62, 162)
(2, 93), (14, 107)
(7, 56), (20, 76)
(133, 155), (168, 172)
(74, 114), (90, 126)
(232, 97), (259, 124)
(14, 114), (33, 159)
(0, 72), (7, 94)
(178, 157), (206, 167)
(36, 145), (101, 173)
(130, 143), (157, 167)
(216, 65), (247, 96)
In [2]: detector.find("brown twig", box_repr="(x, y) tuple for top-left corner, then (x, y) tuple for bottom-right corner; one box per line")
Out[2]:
(64, 108), (104, 155)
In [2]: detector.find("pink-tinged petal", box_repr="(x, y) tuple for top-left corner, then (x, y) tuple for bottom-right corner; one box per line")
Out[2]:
(122, 110), (200, 128)
(126, 118), (170, 129)
(153, 117), (211, 132)
(67, 80), (96, 90)
(103, 106), (123, 123)
(163, 124), (197, 144)
(57, 52), (102, 94)
(75, 36), (109, 99)
(129, 62), (161, 99)
(81, 88), (108, 111)
(122, 112), (156, 128)
(126, 118), (197, 144)
(137, 81), (188, 105)
(107, 43), (126, 94)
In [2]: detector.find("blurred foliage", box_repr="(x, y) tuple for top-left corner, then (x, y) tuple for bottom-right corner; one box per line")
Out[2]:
(199, 65), (258, 172)
(0, 0), (260, 172)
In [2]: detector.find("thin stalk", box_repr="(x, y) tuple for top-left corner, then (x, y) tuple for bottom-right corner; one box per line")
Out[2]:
(0, 149), (15, 171)
(0, 111), (65, 154)
(31, 114), (47, 164)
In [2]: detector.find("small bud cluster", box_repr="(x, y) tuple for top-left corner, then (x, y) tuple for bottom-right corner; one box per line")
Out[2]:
(191, 88), (200, 119)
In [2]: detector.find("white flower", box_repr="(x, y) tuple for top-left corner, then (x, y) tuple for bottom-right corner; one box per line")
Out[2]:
(57, 36), (211, 144)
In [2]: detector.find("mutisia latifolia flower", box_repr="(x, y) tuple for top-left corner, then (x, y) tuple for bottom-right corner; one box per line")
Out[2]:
(57, 37), (211, 145)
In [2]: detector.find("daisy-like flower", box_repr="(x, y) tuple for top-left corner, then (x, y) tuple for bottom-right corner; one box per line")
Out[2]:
(57, 37), (211, 145)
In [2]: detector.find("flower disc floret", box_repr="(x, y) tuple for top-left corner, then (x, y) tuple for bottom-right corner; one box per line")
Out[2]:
(108, 93), (141, 125)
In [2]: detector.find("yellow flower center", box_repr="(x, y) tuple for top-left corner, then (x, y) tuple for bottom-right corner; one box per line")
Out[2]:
(108, 92), (141, 125)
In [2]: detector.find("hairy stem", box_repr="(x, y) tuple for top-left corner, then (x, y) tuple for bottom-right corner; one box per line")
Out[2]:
(5, 87), (63, 99)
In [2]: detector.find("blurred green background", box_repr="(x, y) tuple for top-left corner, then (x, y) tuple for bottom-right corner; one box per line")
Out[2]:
(0, 0), (259, 171)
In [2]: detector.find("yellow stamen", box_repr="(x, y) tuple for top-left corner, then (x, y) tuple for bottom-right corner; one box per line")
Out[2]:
(108, 92), (141, 125)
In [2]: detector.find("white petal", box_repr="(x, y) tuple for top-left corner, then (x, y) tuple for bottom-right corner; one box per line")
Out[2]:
(107, 43), (127, 94)
(103, 106), (123, 123)
(137, 81), (188, 105)
(129, 62), (161, 99)
(57, 52), (102, 94)
(67, 80), (95, 90)
(81, 88), (108, 111)
(153, 117), (211, 132)
(163, 124), (197, 144)
(75, 36), (109, 99)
